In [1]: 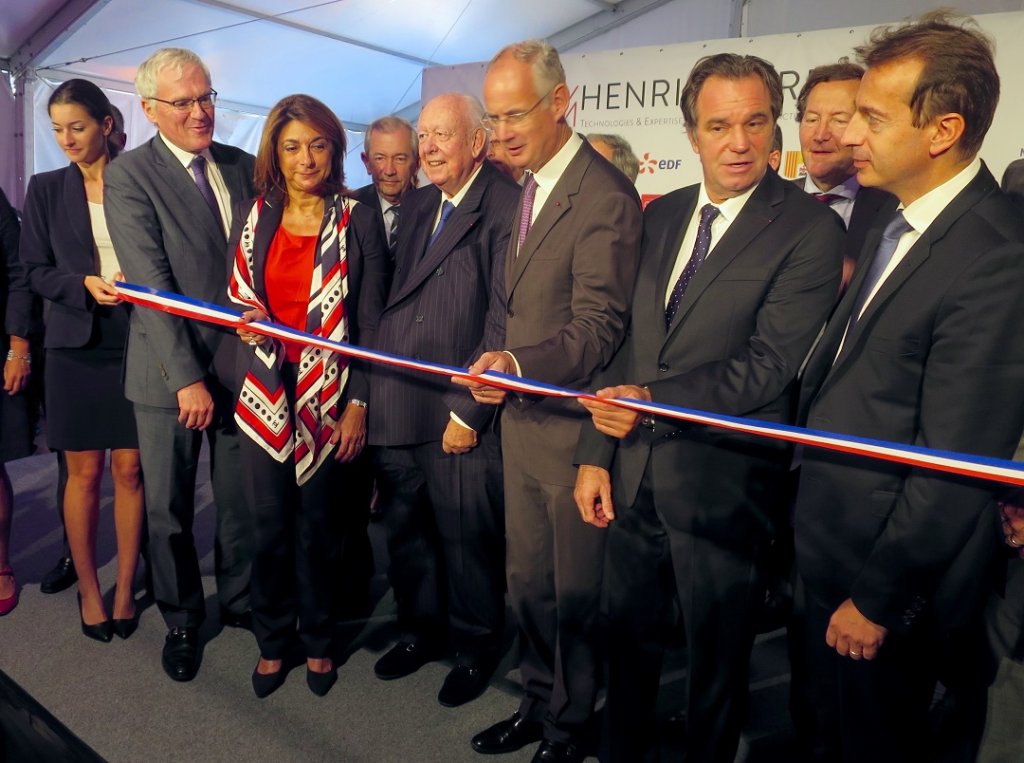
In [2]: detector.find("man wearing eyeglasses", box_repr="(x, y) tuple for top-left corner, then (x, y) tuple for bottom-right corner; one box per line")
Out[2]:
(458, 40), (642, 763)
(796, 61), (895, 291)
(105, 47), (255, 683)
(368, 92), (519, 708)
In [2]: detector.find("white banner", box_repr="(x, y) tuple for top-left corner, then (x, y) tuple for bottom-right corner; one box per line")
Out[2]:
(423, 10), (1024, 203)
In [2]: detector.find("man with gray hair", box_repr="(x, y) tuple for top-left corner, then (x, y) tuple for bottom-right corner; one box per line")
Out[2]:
(369, 92), (519, 708)
(353, 115), (420, 254)
(105, 47), (255, 682)
(587, 133), (640, 184)
(460, 39), (642, 762)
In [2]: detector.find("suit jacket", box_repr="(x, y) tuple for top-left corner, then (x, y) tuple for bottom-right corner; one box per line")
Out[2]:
(349, 184), (380, 213)
(227, 190), (389, 408)
(104, 137), (255, 407)
(576, 170), (845, 547)
(1, 185), (31, 340)
(794, 164), (1024, 635)
(368, 161), (519, 447)
(503, 138), (642, 486)
(20, 164), (113, 348)
(791, 177), (895, 265)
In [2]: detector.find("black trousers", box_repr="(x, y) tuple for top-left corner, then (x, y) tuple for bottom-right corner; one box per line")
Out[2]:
(375, 427), (505, 660)
(602, 473), (765, 763)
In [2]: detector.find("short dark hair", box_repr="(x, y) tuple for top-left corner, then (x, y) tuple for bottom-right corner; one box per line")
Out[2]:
(854, 9), (997, 158)
(254, 94), (347, 198)
(48, 78), (119, 159)
(771, 124), (783, 155)
(680, 53), (783, 131)
(795, 60), (865, 122)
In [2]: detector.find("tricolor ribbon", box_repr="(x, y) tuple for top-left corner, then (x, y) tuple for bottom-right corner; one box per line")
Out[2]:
(115, 281), (1024, 488)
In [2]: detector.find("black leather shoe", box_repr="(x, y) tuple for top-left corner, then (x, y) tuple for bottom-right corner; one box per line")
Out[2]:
(41, 557), (77, 594)
(77, 593), (112, 643)
(531, 739), (583, 763)
(307, 664), (337, 697)
(471, 712), (543, 754)
(252, 662), (287, 698)
(373, 641), (438, 680)
(439, 663), (491, 707)
(112, 616), (138, 640)
(161, 627), (199, 682)
(220, 608), (253, 630)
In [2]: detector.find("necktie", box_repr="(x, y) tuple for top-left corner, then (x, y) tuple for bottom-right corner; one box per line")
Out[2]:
(846, 210), (914, 333)
(428, 200), (455, 248)
(188, 155), (223, 231)
(665, 203), (719, 327)
(814, 192), (844, 205)
(517, 173), (538, 251)
(388, 204), (401, 250)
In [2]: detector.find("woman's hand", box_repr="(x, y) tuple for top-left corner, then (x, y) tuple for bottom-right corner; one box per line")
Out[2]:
(3, 336), (31, 395)
(84, 275), (122, 306)
(237, 308), (269, 346)
(331, 402), (367, 463)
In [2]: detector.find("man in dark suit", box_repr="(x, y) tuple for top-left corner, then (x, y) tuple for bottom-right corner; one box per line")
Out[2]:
(352, 116), (419, 252)
(460, 40), (642, 763)
(368, 92), (518, 708)
(795, 60), (895, 291)
(791, 12), (1024, 761)
(105, 47), (255, 682)
(574, 53), (845, 762)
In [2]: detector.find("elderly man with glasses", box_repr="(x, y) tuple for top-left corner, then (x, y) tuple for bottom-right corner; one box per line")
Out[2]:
(104, 47), (256, 683)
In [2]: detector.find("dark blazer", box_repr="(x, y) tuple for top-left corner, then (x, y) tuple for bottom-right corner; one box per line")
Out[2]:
(503, 139), (642, 486)
(227, 191), (389, 406)
(794, 164), (1024, 635)
(20, 164), (110, 348)
(791, 177), (896, 265)
(1, 186), (31, 340)
(349, 183), (380, 210)
(576, 169), (845, 546)
(368, 160), (519, 447)
(104, 137), (255, 407)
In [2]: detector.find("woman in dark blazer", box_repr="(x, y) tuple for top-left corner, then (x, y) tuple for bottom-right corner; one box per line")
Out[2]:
(20, 79), (143, 642)
(228, 94), (387, 697)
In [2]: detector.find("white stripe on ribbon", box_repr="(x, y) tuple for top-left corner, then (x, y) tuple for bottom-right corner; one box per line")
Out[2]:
(114, 281), (1024, 488)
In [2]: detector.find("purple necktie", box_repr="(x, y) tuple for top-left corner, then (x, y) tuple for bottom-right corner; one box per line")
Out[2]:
(517, 173), (538, 251)
(846, 210), (914, 333)
(189, 155), (223, 231)
(814, 192), (844, 205)
(665, 203), (719, 327)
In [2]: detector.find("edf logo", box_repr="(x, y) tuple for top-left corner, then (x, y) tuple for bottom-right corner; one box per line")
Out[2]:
(638, 152), (683, 175)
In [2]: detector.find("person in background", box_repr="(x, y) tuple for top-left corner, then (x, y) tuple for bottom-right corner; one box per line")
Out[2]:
(230, 94), (388, 698)
(587, 133), (641, 183)
(20, 79), (144, 642)
(769, 123), (783, 172)
(487, 139), (524, 184)
(0, 186), (34, 617)
(352, 116), (419, 254)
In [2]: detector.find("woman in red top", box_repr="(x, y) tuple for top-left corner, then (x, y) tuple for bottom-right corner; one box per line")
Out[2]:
(228, 94), (388, 697)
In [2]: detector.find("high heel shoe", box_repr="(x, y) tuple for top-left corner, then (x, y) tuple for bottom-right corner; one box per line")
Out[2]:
(77, 592), (112, 643)
(112, 586), (138, 639)
(0, 567), (18, 616)
(252, 659), (287, 698)
(306, 661), (337, 697)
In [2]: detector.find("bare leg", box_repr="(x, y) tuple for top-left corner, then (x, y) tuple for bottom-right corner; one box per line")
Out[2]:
(308, 657), (333, 673)
(0, 466), (13, 600)
(110, 448), (144, 621)
(65, 450), (107, 625)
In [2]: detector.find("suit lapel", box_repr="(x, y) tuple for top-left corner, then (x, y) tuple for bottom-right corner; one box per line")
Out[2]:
(151, 136), (225, 244)
(389, 187), (440, 305)
(62, 163), (94, 261)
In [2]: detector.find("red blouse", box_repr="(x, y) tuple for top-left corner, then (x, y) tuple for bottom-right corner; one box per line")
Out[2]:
(265, 226), (316, 362)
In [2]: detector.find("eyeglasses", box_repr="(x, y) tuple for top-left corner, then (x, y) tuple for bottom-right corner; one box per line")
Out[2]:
(482, 86), (554, 129)
(417, 128), (458, 145)
(149, 90), (218, 113)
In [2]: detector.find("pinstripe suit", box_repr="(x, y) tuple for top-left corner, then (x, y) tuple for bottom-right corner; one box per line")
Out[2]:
(369, 160), (519, 660)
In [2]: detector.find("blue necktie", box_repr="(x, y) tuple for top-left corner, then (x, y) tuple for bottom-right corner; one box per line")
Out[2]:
(665, 203), (719, 327)
(188, 155), (223, 231)
(846, 210), (914, 333)
(428, 200), (455, 248)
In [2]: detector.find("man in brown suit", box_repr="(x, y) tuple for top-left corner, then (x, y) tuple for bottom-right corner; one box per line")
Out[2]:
(458, 39), (642, 763)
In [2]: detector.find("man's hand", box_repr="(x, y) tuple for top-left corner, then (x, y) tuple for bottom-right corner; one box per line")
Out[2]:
(237, 308), (269, 346)
(331, 402), (367, 462)
(176, 380), (214, 430)
(574, 465), (615, 527)
(1000, 500), (1024, 559)
(825, 598), (888, 661)
(84, 275), (123, 306)
(442, 418), (478, 454)
(579, 384), (651, 439)
(452, 351), (516, 405)
(3, 336), (30, 395)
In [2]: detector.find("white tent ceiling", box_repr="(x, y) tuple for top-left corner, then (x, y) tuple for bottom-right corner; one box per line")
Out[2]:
(1, 0), (674, 129)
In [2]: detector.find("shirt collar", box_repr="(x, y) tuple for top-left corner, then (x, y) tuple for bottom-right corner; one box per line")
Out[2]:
(802, 173), (861, 200)
(159, 132), (213, 168)
(442, 162), (484, 206)
(697, 175), (760, 223)
(531, 132), (584, 195)
(900, 157), (982, 234)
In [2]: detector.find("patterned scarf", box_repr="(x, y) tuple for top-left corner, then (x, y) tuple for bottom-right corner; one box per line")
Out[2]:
(228, 194), (351, 485)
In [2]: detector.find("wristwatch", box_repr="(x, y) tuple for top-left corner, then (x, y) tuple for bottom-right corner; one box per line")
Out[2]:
(349, 399), (368, 408)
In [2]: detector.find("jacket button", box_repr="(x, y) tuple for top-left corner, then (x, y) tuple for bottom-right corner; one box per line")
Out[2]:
(435, 267), (444, 276)
(415, 315), (424, 323)
(658, 363), (668, 372)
